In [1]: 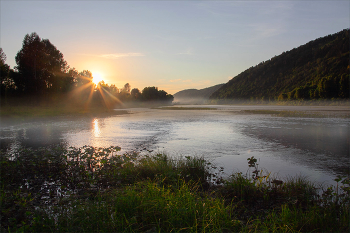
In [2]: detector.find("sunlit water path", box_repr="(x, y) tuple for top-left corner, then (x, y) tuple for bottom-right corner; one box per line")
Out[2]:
(1, 105), (349, 186)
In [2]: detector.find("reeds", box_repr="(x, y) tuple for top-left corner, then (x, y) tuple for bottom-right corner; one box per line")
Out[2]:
(1, 147), (349, 232)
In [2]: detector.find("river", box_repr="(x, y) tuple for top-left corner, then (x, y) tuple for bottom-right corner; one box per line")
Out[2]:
(1, 105), (349, 186)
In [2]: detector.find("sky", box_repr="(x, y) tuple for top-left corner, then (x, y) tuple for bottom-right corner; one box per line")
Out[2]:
(1, 0), (349, 94)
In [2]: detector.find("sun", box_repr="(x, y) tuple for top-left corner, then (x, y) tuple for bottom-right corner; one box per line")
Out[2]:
(92, 72), (104, 85)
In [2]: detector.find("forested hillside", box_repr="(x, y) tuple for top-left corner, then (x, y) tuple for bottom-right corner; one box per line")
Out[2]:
(174, 84), (224, 104)
(210, 29), (349, 101)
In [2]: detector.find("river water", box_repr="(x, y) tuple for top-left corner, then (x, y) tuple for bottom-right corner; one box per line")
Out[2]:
(1, 105), (349, 186)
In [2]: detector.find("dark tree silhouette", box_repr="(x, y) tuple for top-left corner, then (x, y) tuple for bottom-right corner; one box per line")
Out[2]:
(0, 48), (10, 88)
(142, 86), (159, 100)
(78, 70), (93, 86)
(14, 32), (69, 95)
(118, 83), (131, 101)
(141, 86), (174, 102)
(131, 88), (141, 100)
(122, 83), (131, 93)
(0, 48), (16, 101)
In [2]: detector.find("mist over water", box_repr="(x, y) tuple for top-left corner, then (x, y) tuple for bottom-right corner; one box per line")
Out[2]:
(1, 105), (349, 186)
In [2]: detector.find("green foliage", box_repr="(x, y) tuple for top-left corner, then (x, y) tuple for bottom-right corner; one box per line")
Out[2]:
(1, 148), (349, 232)
(221, 163), (349, 232)
(27, 180), (239, 232)
(211, 29), (350, 101)
(0, 146), (215, 231)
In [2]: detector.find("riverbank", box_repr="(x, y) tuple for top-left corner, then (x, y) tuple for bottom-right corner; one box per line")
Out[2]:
(0, 101), (176, 120)
(1, 99), (349, 119)
(171, 104), (350, 118)
(1, 146), (349, 232)
(0, 104), (124, 118)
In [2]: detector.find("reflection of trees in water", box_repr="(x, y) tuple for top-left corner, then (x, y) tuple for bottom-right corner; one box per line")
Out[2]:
(1, 126), (67, 152)
(243, 119), (350, 176)
(0, 117), (106, 153)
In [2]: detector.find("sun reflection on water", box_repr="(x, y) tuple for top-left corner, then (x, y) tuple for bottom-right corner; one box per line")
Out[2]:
(92, 118), (100, 138)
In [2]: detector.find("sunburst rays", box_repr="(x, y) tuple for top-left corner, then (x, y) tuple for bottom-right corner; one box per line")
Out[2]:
(67, 78), (123, 110)
(96, 84), (123, 109)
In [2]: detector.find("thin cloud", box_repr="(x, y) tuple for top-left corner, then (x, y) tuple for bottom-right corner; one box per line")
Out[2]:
(99, 53), (145, 59)
(170, 79), (182, 83)
(170, 79), (193, 83)
(177, 48), (194, 55)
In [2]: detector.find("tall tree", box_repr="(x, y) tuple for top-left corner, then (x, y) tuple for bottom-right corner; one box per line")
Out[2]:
(131, 88), (141, 100)
(0, 48), (10, 86)
(78, 70), (93, 86)
(141, 86), (173, 102)
(142, 86), (159, 100)
(0, 48), (16, 99)
(122, 83), (131, 93)
(14, 32), (68, 95)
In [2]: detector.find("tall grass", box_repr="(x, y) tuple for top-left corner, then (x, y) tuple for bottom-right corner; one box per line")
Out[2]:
(1, 147), (349, 232)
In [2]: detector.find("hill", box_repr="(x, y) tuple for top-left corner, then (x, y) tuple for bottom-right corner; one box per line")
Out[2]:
(210, 29), (349, 101)
(174, 84), (224, 104)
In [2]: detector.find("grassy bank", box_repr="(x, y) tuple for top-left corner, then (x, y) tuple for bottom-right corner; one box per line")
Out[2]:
(1, 146), (349, 232)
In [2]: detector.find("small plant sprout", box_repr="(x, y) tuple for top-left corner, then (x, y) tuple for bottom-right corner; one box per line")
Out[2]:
(247, 156), (262, 180)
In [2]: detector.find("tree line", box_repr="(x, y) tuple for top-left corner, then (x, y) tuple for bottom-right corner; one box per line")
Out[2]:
(210, 29), (349, 101)
(0, 32), (173, 107)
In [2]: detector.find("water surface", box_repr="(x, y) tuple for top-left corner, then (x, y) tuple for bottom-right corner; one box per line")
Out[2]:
(1, 105), (349, 186)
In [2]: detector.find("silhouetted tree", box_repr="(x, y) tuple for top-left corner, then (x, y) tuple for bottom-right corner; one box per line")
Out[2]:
(108, 84), (119, 95)
(142, 86), (159, 100)
(67, 68), (80, 87)
(118, 83), (131, 101)
(0, 48), (10, 88)
(14, 32), (68, 95)
(122, 83), (131, 93)
(78, 70), (93, 86)
(131, 88), (141, 100)
(141, 86), (174, 102)
(0, 48), (17, 101)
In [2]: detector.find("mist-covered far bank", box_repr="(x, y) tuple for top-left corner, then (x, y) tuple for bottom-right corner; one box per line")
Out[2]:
(173, 84), (224, 105)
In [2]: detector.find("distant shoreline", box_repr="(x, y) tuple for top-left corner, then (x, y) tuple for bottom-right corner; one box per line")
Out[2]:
(171, 103), (350, 118)
(1, 100), (349, 120)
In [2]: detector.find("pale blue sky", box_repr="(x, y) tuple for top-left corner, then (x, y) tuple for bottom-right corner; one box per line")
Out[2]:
(1, 0), (349, 94)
